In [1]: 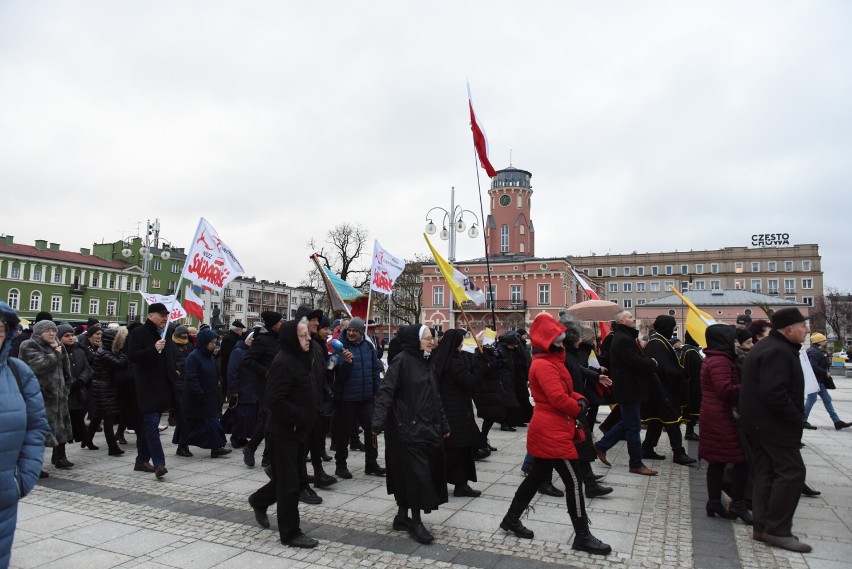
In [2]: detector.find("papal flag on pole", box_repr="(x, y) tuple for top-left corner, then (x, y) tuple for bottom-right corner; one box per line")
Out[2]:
(424, 234), (487, 306)
(669, 286), (716, 348)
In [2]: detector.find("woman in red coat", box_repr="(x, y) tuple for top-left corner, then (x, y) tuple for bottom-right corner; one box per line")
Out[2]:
(499, 314), (611, 555)
(698, 324), (752, 524)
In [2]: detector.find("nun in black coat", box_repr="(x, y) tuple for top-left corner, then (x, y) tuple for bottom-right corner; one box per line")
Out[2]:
(372, 324), (449, 545)
(432, 329), (484, 498)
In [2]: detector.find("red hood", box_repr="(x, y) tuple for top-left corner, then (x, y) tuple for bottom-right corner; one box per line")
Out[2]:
(529, 313), (566, 352)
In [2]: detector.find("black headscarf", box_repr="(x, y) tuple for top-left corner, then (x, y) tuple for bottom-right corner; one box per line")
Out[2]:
(705, 324), (736, 357)
(430, 329), (466, 379)
(279, 319), (311, 364)
(653, 315), (677, 339)
(399, 323), (428, 358)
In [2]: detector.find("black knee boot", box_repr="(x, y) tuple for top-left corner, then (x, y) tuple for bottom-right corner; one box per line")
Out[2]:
(500, 498), (534, 538)
(581, 463), (613, 498)
(571, 515), (611, 555)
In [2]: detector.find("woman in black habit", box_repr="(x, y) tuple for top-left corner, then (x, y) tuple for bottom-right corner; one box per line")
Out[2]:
(372, 324), (450, 544)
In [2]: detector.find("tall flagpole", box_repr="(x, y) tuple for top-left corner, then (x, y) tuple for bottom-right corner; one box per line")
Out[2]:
(472, 148), (498, 331)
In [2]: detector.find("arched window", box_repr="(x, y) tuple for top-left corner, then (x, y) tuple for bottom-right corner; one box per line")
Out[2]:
(519, 242), (525, 253)
(7, 289), (19, 310)
(517, 195), (523, 208)
(29, 290), (42, 311)
(500, 225), (509, 253)
(519, 224), (525, 235)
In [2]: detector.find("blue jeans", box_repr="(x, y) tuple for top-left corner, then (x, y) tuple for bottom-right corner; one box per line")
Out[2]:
(804, 384), (840, 423)
(136, 412), (165, 467)
(595, 402), (643, 468)
(522, 452), (533, 473)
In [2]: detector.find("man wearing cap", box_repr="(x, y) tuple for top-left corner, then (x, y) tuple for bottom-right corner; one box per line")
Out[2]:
(333, 316), (386, 479)
(242, 311), (283, 467)
(735, 314), (752, 330)
(218, 320), (247, 417)
(803, 332), (851, 431)
(128, 303), (178, 479)
(740, 307), (812, 552)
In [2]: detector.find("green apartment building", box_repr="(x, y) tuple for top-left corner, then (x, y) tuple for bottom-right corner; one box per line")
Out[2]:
(0, 234), (189, 325)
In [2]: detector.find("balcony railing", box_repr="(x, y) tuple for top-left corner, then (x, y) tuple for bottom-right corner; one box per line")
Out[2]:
(459, 299), (528, 311)
(70, 284), (88, 295)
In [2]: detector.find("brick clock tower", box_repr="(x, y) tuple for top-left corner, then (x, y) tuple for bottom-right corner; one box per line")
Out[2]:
(486, 167), (534, 256)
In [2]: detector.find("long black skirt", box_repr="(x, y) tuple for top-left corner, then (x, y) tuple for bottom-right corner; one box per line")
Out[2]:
(385, 427), (448, 513)
(444, 445), (477, 486)
(172, 417), (226, 449)
(221, 403), (257, 439)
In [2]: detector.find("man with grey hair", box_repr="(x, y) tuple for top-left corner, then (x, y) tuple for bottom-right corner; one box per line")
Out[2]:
(593, 310), (659, 476)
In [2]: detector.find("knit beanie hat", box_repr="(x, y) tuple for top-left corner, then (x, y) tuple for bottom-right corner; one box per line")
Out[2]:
(57, 323), (75, 337)
(261, 311), (283, 329)
(348, 317), (366, 334)
(33, 320), (58, 335)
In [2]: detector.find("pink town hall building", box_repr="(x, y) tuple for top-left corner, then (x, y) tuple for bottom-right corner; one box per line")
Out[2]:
(421, 167), (593, 334)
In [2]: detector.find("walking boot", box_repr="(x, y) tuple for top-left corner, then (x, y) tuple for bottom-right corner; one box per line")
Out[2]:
(571, 515), (612, 555)
(672, 447), (697, 466)
(728, 500), (754, 525)
(835, 420), (852, 431)
(705, 500), (734, 519)
(641, 444), (665, 460)
(584, 478), (613, 498)
(313, 466), (338, 488)
(499, 498), (534, 538)
(801, 483), (821, 497)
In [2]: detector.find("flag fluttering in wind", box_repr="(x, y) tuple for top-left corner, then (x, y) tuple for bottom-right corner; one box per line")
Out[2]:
(572, 269), (612, 338)
(467, 81), (497, 178)
(139, 291), (187, 321)
(669, 286), (717, 348)
(311, 254), (367, 318)
(369, 240), (405, 295)
(184, 285), (204, 320)
(424, 234), (486, 306)
(181, 218), (245, 291)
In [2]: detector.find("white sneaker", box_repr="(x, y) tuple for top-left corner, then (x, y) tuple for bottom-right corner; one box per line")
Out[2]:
(158, 425), (168, 432)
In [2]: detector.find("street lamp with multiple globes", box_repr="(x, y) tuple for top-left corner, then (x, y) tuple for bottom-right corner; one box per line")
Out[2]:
(424, 187), (480, 329)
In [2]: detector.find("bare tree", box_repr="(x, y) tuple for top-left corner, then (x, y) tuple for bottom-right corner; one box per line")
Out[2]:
(372, 258), (425, 325)
(811, 286), (852, 344)
(309, 223), (370, 288)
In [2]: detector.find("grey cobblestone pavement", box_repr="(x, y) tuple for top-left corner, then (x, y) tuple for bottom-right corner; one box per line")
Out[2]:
(11, 376), (852, 569)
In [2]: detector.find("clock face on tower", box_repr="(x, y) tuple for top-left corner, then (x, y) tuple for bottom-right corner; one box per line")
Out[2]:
(499, 194), (511, 207)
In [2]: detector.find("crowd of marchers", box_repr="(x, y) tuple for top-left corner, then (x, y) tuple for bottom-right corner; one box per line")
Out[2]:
(2, 299), (849, 565)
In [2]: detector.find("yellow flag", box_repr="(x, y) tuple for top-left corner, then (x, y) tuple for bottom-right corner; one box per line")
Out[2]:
(669, 286), (717, 348)
(423, 234), (486, 306)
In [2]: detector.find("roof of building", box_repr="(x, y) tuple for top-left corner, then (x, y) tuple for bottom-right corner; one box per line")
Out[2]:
(642, 289), (805, 307)
(0, 241), (136, 270)
(423, 253), (569, 266)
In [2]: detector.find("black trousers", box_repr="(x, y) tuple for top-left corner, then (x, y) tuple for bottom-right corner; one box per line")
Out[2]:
(707, 461), (748, 502)
(512, 457), (585, 520)
(750, 439), (805, 537)
(249, 432), (301, 543)
(333, 400), (378, 467)
(643, 420), (683, 451)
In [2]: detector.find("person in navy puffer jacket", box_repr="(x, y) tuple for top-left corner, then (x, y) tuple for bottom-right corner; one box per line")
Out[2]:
(332, 317), (385, 479)
(0, 302), (49, 569)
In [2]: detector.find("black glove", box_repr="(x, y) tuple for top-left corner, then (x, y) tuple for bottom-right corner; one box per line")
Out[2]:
(576, 398), (589, 421)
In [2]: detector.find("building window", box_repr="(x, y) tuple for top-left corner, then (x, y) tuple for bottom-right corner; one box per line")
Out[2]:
(637, 299), (646, 305)
(665, 265), (673, 276)
(517, 195), (523, 207)
(609, 283), (618, 293)
(734, 279), (745, 290)
(486, 286), (497, 307)
(784, 278), (795, 294)
(172, 262), (180, 273)
(10, 266), (20, 279)
(89, 299), (99, 314)
(650, 282), (660, 292)
(694, 280), (705, 290)
(33, 268), (42, 281)
(651, 266), (659, 276)
(623, 267), (631, 276)
(582, 269), (589, 276)
(751, 279), (761, 293)
(710, 263), (719, 274)
(695, 264), (704, 274)
(519, 243), (525, 253)
(433, 286), (444, 307)
(235, 303), (243, 312)
(784, 261), (793, 272)
(664, 281), (675, 291)
(636, 282), (646, 293)
(151, 279), (161, 289)
(29, 291), (41, 311)
(802, 260), (812, 271)
(510, 285), (522, 304)
(802, 278), (813, 290)
(596, 268), (603, 277)
(538, 284), (551, 306)
(107, 300), (117, 317)
(109, 276), (116, 289)
(236, 289), (244, 298)
(710, 280), (721, 290)
(680, 281), (689, 293)
(637, 267), (645, 276)
(500, 225), (509, 253)
(734, 262), (743, 274)
(802, 296), (813, 306)
(767, 279), (779, 294)
(71, 298), (81, 314)
(623, 283), (632, 293)
(153, 260), (162, 271)
(768, 261), (777, 272)
(751, 262), (760, 272)
(681, 265), (689, 275)
(7, 289), (19, 310)
(53, 270), (62, 283)
(129, 302), (138, 318)
(134, 281), (140, 291)
(623, 299), (632, 308)
(90, 273), (98, 287)
(519, 224), (525, 235)
(610, 267), (617, 277)
(51, 295), (62, 312)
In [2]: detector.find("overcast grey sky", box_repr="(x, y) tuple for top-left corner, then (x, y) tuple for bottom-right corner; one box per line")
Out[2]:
(2, 2), (849, 290)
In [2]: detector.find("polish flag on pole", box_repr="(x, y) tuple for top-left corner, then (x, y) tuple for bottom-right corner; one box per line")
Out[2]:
(467, 81), (497, 178)
(184, 285), (204, 321)
(572, 269), (611, 338)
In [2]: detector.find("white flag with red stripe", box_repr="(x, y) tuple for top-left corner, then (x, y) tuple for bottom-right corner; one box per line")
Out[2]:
(184, 286), (204, 320)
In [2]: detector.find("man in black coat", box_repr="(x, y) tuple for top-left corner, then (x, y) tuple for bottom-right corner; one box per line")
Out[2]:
(593, 310), (659, 476)
(241, 311), (282, 467)
(127, 303), (176, 479)
(218, 319), (246, 410)
(740, 308), (811, 553)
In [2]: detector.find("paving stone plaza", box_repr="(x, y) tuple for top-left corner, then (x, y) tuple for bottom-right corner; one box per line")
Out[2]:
(11, 379), (852, 569)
